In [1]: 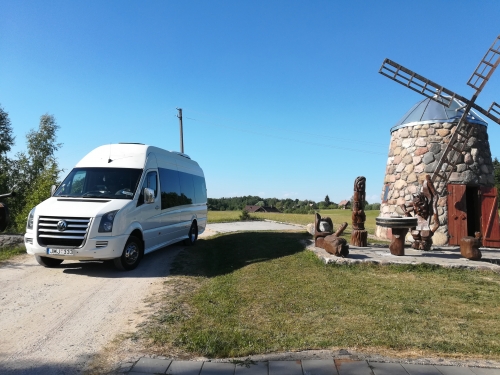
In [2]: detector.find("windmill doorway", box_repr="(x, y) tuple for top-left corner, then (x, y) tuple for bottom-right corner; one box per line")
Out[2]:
(447, 185), (479, 245)
(447, 184), (500, 247)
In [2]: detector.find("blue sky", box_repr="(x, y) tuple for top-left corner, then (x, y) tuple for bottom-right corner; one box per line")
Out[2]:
(2, 1), (500, 204)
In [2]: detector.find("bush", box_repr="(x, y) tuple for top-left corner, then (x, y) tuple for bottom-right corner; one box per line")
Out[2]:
(239, 209), (251, 221)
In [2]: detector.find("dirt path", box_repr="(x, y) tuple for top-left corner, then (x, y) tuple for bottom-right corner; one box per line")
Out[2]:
(0, 245), (182, 374)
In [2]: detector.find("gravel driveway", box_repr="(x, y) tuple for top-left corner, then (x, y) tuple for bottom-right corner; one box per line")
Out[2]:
(200, 221), (305, 237)
(0, 221), (302, 374)
(0, 244), (183, 374)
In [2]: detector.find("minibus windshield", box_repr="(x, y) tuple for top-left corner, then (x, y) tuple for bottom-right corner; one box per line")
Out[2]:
(54, 168), (143, 199)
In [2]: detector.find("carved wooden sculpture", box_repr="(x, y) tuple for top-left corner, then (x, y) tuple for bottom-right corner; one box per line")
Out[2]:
(350, 176), (368, 247)
(314, 212), (334, 248)
(400, 175), (440, 251)
(314, 213), (349, 257)
(460, 232), (482, 260)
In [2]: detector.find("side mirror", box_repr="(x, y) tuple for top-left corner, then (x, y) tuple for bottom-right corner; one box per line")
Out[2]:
(51, 185), (57, 196)
(144, 188), (155, 204)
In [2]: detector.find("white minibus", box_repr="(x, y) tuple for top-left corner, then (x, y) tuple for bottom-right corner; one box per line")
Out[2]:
(24, 143), (207, 271)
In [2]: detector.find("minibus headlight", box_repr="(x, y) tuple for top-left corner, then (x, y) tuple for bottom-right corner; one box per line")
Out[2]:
(27, 208), (35, 230)
(98, 210), (118, 233)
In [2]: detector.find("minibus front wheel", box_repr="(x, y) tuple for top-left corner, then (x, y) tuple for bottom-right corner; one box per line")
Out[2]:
(114, 236), (143, 271)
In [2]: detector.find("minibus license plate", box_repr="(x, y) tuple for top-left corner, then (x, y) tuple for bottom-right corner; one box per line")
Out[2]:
(47, 248), (73, 255)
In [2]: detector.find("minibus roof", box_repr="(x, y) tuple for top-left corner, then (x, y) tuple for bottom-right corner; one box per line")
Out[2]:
(74, 144), (201, 172)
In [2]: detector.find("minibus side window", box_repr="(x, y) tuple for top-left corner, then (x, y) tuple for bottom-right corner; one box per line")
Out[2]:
(193, 176), (207, 204)
(137, 171), (157, 206)
(178, 172), (194, 205)
(159, 168), (181, 209)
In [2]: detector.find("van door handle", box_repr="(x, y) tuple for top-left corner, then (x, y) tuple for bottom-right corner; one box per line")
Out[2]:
(155, 205), (160, 210)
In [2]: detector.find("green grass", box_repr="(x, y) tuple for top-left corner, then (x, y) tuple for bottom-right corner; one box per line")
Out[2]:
(142, 231), (500, 360)
(207, 210), (242, 223)
(0, 246), (26, 262)
(208, 209), (380, 235)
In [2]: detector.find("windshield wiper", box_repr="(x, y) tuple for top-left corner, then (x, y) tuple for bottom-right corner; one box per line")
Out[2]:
(81, 193), (107, 198)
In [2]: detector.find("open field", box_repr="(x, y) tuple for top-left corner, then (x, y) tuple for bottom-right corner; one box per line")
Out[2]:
(141, 231), (500, 360)
(208, 209), (380, 234)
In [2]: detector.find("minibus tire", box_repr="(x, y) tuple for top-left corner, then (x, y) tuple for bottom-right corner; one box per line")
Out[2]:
(35, 255), (64, 268)
(114, 236), (143, 271)
(184, 222), (198, 246)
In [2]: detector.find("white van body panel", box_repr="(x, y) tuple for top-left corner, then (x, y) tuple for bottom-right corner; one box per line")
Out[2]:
(75, 144), (150, 169)
(24, 143), (207, 264)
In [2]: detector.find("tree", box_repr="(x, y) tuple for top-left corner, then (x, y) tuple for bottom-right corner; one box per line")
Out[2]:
(324, 195), (330, 206)
(0, 105), (14, 193)
(0, 105), (14, 155)
(7, 114), (62, 232)
(14, 163), (59, 230)
(26, 114), (62, 185)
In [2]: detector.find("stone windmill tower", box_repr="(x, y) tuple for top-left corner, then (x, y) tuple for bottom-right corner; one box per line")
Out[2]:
(376, 35), (500, 247)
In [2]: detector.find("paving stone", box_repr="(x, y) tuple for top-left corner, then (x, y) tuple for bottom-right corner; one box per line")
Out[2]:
(470, 368), (500, 375)
(167, 361), (203, 375)
(435, 365), (475, 374)
(335, 359), (372, 375)
(269, 360), (303, 375)
(369, 362), (408, 374)
(302, 359), (337, 375)
(234, 361), (268, 375)
(200, 362), (235, 375)
(131, 358), (172, 373)
(402, 363), (441, 374)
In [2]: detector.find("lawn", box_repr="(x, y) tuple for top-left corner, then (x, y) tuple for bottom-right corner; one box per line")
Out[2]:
(141, 231), (500, 360)
(208, 209), (380, 235)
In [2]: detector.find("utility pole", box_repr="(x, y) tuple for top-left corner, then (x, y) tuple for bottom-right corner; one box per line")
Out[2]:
(177, 108), (184, 153)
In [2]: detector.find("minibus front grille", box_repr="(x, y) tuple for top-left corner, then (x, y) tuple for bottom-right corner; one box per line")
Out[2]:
(37, 216), (92, 248)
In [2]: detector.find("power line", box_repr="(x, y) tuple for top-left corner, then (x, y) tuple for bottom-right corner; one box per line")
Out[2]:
(184, 116), (387, 156)
(182, 107), (387, 147)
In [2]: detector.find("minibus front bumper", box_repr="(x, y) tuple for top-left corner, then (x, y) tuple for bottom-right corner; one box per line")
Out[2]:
(24, 233), (128, 260)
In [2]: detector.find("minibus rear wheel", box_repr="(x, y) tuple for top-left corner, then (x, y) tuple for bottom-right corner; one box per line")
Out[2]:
(114, 236), (143, 271)
(35, 255), (64, 268)
(184, 222), (198, 246)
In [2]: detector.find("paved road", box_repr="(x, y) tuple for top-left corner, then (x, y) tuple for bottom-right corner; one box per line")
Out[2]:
(124, 357), (500, 374)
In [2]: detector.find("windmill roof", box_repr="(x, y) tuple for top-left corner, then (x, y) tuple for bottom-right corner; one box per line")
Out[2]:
(390, 97), (488, 133)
